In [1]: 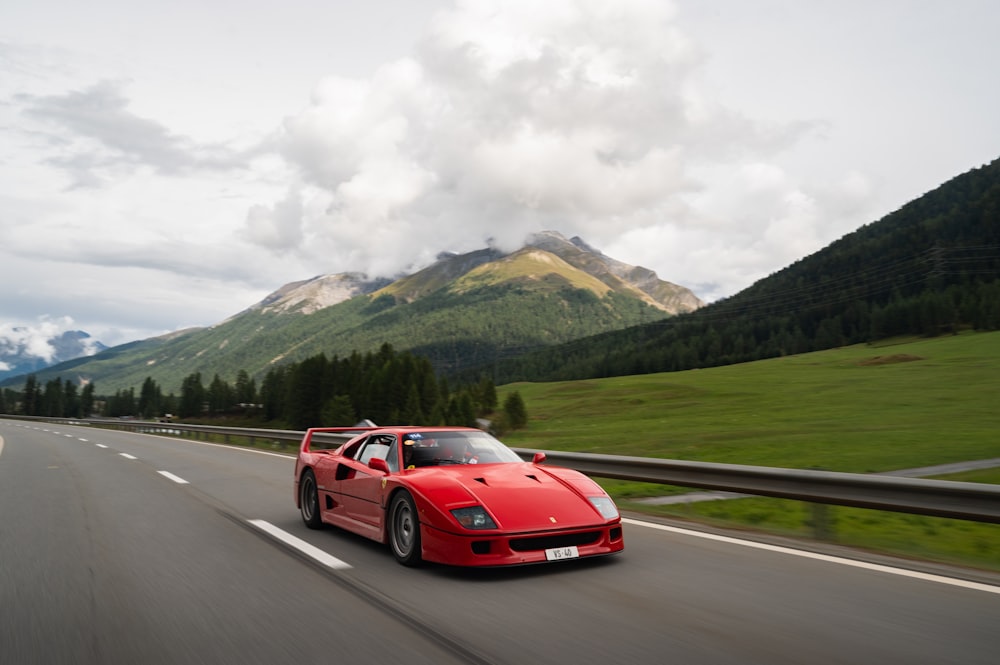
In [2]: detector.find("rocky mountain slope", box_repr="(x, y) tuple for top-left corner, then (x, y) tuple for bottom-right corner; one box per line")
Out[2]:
(4, 231), (701, 392)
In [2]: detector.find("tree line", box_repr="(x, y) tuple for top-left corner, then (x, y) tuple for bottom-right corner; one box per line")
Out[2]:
(0, 375), (96, 420)
(486, 276), (1000, 383)
(1, 343), (528, 434)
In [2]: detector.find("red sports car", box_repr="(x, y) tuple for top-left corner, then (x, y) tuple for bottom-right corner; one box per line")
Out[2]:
(294, 426), (624, 566)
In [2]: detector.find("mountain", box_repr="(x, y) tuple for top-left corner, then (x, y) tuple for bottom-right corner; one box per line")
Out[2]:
(247, 272), (392, 315)
(526, 231), (702, 313)
(0, 330), (107, 382)
(490, 157), (1000, 383)
(2, 231), (702, 393)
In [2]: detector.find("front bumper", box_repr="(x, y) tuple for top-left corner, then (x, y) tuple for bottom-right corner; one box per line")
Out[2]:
(420, 521), (624, 566)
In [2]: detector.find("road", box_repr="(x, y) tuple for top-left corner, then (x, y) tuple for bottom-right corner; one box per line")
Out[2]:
(2, 418), (999, 664)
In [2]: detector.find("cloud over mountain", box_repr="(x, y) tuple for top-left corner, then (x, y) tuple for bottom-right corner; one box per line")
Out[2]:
(244, 0), (833, 291)
(0, 317), (106, 380)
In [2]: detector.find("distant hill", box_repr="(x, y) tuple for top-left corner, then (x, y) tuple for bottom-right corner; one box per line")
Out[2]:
(489, 157), (1000, 382)
(0, 329), (106, 382)
(2, 231), (702, 393)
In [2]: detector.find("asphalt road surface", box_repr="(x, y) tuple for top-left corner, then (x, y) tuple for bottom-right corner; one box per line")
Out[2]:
(2, 419), (999, 665)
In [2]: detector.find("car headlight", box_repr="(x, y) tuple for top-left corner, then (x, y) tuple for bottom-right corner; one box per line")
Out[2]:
(451, 506), (497, 530)
(588, 496), (619, 520)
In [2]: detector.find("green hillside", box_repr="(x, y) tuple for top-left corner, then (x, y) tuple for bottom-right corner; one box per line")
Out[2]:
(498, 331), (1000, 472)
(3, 242), (678, 394)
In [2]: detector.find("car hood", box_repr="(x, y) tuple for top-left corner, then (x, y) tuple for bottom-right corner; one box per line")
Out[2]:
(412, 462), (608, 532)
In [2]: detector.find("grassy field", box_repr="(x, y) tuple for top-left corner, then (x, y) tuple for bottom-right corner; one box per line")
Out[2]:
(497, 331), (1000, 571)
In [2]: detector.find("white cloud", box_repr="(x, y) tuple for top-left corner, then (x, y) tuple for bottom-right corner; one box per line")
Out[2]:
(0, 316), (72, 363)
(244, 188), (306, 251)
(19, 80), (250, 188)
(256, 0), (751, 279)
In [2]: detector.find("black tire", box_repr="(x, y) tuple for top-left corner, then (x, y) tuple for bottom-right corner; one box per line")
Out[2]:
(300, 470), (322, 529)
(388, 491), (422, 566)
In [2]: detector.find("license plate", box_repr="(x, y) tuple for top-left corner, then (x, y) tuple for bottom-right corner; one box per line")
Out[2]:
(545, 546), (579, 561)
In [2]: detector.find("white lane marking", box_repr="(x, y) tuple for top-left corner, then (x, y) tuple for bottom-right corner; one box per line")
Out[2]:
(96, 444), (108, 449)
(78, 438), (88, 442)
(623, 517), (1000, 595)
(122, 429), (294, 460)
(181, 439), (294, 459)
(64, 434), (74, 438)
(119, 453), (138, 460)
(158, 470), (190, 484)
(0, 436), (4, 458)
(248, 519), (352, 570)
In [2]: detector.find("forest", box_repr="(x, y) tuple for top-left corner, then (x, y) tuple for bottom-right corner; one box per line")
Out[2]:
(0, 343), (527, 433)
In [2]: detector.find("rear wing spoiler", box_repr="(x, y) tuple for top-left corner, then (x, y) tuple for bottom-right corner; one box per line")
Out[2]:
(301, 426), (377, 452)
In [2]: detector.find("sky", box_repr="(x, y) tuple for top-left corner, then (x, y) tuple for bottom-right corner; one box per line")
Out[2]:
(2, 0), (999, 361)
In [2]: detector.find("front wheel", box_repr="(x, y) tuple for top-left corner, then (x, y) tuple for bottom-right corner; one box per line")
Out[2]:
(300, 470), (322, 529)
(388, 491), (422, 566)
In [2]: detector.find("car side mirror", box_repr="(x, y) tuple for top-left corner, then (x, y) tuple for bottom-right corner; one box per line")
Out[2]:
(532, 452), (546, 465)
(368, 457), (390, 474)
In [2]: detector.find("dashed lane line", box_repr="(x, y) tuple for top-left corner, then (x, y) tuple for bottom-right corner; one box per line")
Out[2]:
(248, 519), (353, 570)
(157, 470), (190, 484)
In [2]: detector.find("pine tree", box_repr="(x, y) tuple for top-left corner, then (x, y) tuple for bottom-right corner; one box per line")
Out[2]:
(503, 391), (528, 430)
(207, 374), (234, 413)
(400, 383), (424, 425)
(234, 370), (257, 406)
(22, 374), (39, 416)
(81, 383), (95, 418)
(320, 394), (355, 426)
(179, 373), (205, 418)
(138, 377), (162, 419)
(63, 381), (81, 418)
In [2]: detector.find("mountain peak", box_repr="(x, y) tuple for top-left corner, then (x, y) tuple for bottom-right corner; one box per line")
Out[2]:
(525, 230), (704, 313)
(251, 231), (703, 317)
(450, 246), (615, 297)
(250, 273), (391, 315)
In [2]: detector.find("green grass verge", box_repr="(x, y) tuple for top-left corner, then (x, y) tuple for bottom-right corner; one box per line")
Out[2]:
(619, 496), (1000, 572)
(498, 331), (1000, 571)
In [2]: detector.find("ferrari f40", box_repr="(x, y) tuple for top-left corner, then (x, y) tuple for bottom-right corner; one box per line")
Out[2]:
(294, 426), (624, 566)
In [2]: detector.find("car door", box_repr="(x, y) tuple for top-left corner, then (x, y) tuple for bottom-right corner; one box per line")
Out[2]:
(313, 439), (364, 524)
(341, 435), (395, 531)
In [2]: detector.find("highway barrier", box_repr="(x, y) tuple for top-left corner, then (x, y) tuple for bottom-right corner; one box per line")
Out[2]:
(8, 415), (1000, 524)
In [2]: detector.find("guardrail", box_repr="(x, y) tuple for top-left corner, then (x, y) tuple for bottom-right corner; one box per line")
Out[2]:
(91, 419), (351, 449)
(7, 415), (1000, 524)
(514, 448), (1000, 524)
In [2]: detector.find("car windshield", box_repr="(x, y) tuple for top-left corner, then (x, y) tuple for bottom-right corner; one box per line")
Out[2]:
(403, 431), (523, 467)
